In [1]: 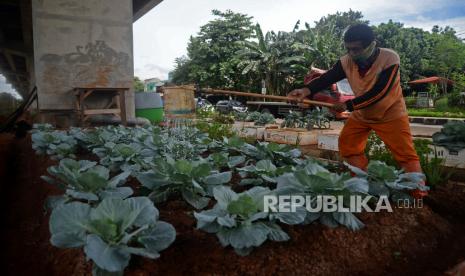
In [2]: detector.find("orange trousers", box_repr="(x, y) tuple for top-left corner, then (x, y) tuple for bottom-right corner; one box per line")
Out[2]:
(338, 115), (421, 173)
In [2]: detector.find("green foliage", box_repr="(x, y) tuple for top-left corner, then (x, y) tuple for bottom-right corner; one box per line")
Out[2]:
(254, 112), (276, 126)
(194, 186), (302, 256)
(428, 34), (465, 94)
(136, 157), (232, 209)
(237, 159), (293, 186)
(212, 113), (235, 124)
(31, 130), (77, 160)
(196, 104), (217, 119)
(364, 132), (397, 167)
(42, 159), (132, 208)
(170, 9), (465, 94)
(134, 76), (145, 92)
(235, 23), (309, 95)
(49, 197), (176, 275)
(281, 110), (330, 129)
(404, 97), (417, 108)
(345, 161), (428, 200)
(171, 10), (256, 90)
(434, 97), (449, 111)
(407, 108), (465, 118)
(195, 121), (235, 140)
(277, 161), (368, 231)
(414, 139), (451, 187)
(432, 121), (465, 151)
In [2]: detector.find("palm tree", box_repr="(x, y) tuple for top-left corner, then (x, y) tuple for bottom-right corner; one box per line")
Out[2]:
(235, 23), (310, 95)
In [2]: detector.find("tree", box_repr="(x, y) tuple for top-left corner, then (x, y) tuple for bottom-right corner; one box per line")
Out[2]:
(170, 56), (192, 84)
(235, 23), (309, 95)
(170, 10), (255, 90)
(374, 21), (433, 87)
(428, 34), (465, 94)
(313, 9), (368, 38)
(133, 76), (145, 92)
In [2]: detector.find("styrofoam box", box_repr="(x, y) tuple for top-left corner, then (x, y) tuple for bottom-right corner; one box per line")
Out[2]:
(232, 122), (278, 140)
(317, 133), (340, 151)
(264, 128), (320, 145)
(428, 145), (465, 169)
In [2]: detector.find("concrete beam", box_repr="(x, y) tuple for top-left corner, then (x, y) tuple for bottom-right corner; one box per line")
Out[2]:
(133, 0), (163, 22)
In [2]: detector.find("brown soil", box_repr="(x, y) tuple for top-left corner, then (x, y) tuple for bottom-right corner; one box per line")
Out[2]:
(1, 133), (464, 276)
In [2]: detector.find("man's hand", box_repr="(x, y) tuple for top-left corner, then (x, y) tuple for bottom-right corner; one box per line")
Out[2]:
(287, 88), (311, 104)
(332, 102), (347, 112)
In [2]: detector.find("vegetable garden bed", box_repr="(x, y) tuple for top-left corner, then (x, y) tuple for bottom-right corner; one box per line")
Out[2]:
(1, 124), (465, 275)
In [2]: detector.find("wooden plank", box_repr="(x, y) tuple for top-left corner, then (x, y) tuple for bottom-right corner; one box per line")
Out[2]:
(74, 87), (130, 91)
(119, 90), (127, 126)
(83, 109), (121, 115)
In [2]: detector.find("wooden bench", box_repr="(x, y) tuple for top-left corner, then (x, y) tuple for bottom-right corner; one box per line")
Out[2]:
(74, 87), (129, 126)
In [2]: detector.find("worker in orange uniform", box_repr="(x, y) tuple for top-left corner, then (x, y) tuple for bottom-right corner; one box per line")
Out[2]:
(288, 24), (427, 197)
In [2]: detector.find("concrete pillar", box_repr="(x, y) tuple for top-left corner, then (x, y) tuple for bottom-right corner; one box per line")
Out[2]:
(32, 0), (135, 120)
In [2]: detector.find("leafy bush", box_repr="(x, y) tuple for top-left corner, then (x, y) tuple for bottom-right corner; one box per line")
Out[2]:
(254, 112), (276, 126)
(49, 197), (175, 275)
(364, 132), (397, 167)
(414, 139), (453, 187)
(196, 104), (217, 119)
(404, 97), (417, 108)
(281, 111), (306, 128)
(195, 121), (235, 140)
(432, 121), (465, 151)
(448, 92), (465, 108)
(233, 111), (249, 121)
(246, 111), (262, 122)
(407, 108), (465, 118)
(212, 113), (235, 124)
(435, 97), (449, 111)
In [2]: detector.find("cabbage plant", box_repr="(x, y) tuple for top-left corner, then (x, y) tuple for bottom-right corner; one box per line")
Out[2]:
(136, 158), (232, 209)
(241, 141), (301, 166)
(277, 161), (369, 231)
(194, 186), (305, 256)
(345, 160), (429, 200)
(49, 197), (175, 275)
(42, 158), (132, 208)
(32, 130), (77, 160)
(237, 159), (293, 186)
(208, 152), (246, 170)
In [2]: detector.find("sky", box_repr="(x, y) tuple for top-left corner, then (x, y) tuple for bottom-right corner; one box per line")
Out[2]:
(0, 75), (21, 99)
(2, 0), (464, 98)
(133, 0), (465, 81)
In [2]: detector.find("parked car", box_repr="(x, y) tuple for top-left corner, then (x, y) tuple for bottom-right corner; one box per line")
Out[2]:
(304, 67), (355, 119)
(195, 97), (213, 109)
(247, 67), (355, 119)
(215, 100), (247, 114)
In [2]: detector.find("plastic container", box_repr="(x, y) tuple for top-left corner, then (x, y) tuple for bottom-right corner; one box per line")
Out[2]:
(163, 86), (195, 119)
(135, 92), (164, 123)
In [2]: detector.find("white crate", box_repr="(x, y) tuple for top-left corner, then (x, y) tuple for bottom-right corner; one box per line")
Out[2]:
(317, 133), (340, 151)
(232, 123), (278, 140)
(428, 145), (465, 169)
(264, 128), (319, 145)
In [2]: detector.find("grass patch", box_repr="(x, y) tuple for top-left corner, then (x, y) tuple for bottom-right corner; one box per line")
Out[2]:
(408, 108), (465, 118)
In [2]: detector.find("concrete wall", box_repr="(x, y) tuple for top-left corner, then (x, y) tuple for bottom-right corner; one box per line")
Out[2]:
(32, 0), (135, 119)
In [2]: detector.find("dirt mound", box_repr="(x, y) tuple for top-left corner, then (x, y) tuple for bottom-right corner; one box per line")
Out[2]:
(1, 134), (464, 276)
